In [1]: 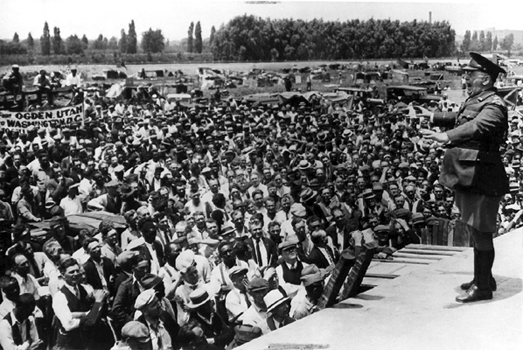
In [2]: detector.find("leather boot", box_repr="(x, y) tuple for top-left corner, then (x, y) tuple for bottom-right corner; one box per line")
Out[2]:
(456, 250), (494, 303)
(460, 249), (497, 291)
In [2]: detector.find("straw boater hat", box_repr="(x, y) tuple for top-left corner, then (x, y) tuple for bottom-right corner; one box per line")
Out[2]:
(263, 289), (290, 314)
(187, 288), (212, 309)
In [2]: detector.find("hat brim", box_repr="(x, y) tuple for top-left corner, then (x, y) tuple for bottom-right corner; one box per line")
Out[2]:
(464, 52), (506, 75)
(301, 272), (324, 286)
(187, 295), (211, 309)
(266, 296), (290, 313)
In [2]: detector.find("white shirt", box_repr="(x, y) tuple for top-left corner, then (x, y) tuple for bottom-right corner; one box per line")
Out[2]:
(52, 283), (94, 332)
(0, 311), (40, 350)
(145, 242), (161, 275)
(251, 237), (269, 268)
(225, 287), (250, 323)
(65, 73), (82, 87)
(145, 319), (171, 350)
(12, 273), (40, 301)
(60, 196), (83, 216)
(242, 304), (270, 335)
(210, 260), (251, 296)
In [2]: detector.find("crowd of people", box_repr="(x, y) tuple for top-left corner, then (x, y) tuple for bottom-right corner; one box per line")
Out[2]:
(0, 62), (522, 350)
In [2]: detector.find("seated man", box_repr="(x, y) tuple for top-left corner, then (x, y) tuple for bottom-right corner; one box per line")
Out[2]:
(225, 266), (251, 324)
(33, 70), (54, 106)
(242, 278), (270, 335)
(263, 289), (295, 332)
(290, 265), (326, 320)
(275, 235), (309, 297)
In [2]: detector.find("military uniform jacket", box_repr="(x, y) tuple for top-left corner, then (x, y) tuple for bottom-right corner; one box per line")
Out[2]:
(433, 88), (509, 196)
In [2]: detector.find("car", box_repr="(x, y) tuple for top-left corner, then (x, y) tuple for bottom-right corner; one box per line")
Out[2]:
(385, 85), (442, 104)
(507, 59), (523, 66)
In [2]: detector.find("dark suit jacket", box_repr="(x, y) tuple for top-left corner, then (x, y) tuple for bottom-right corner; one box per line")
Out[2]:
(326, 223), (352, 251)
(246, 236), (278, 268)
(83, 257), (116, 295)
(137, 310), (179, 347)
(189, 312), (234, 349)
(307, 244), (335, 269)
(111, 275), (142, 332)
(137, 241), (164, 267)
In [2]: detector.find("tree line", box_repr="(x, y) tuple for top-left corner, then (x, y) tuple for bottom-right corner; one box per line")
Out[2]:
(0, 20), (163, 56)
(210, 15), (456, 61)
(461, 30), (514, 54)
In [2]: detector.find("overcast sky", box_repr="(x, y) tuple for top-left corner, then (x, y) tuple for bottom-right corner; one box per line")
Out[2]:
(0, 0), (520, 42)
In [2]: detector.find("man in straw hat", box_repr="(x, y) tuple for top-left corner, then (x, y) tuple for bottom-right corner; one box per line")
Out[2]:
(263, 289), (295, 331)
(186, 288), (234, 349)
(421, 52), (509, 303)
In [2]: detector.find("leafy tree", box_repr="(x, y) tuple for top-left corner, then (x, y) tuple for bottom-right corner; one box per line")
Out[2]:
(187, 22), (194, 53)
(119, 29), (127, 53)
(27, 33), (34, 48)
(141, 28), (165, 53)
(127, 20), (137, 54)
(41, 22), (51, 55)
(52, 27), (64, 54)
(238, 45), (247, 61)
(270, 48), (279, 61)
(493, 36), (498, 51)
(92, 34), (107, 50)
(284, 44), (295, 60)
(500, 33), (514, 55)
(81, 35), (88, 46)
(462, 30), (471, 52)
(479, 31), (485, 51)
(12, 32), (19, 43)
(210, 26), (216, 46)
(485, 32), (492, 52)
(211, 16), (455, 61)
(471, 31), (478, 42)
(0, 41), (27, 55)
(194, 21), (203, 53)
(65, 35), (85, 55)
(108, 36), (118, 50)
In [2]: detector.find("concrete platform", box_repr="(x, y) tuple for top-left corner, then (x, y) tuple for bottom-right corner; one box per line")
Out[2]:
(237, 229), (523, 350)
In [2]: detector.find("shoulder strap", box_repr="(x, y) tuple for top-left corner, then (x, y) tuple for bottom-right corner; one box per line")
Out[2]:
(4, 313), (25, 345)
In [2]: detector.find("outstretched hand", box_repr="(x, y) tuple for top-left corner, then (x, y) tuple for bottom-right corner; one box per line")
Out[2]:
(419, 129), (450, 144)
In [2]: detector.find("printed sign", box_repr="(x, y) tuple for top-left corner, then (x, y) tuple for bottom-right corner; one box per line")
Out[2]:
(0, 104), (83, 131)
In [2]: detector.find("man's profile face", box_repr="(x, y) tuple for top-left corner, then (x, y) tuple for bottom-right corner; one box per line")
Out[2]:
(466, 70), (489, 97)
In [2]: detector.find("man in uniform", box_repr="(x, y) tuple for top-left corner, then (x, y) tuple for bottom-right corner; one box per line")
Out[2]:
(421, 52), (508, 303)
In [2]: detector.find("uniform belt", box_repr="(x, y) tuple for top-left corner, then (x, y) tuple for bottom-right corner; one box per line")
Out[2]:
(448, 144), (500, 153)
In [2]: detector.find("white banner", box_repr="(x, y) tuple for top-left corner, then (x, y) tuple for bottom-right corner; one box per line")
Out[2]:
(0, 104), (84, 131)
